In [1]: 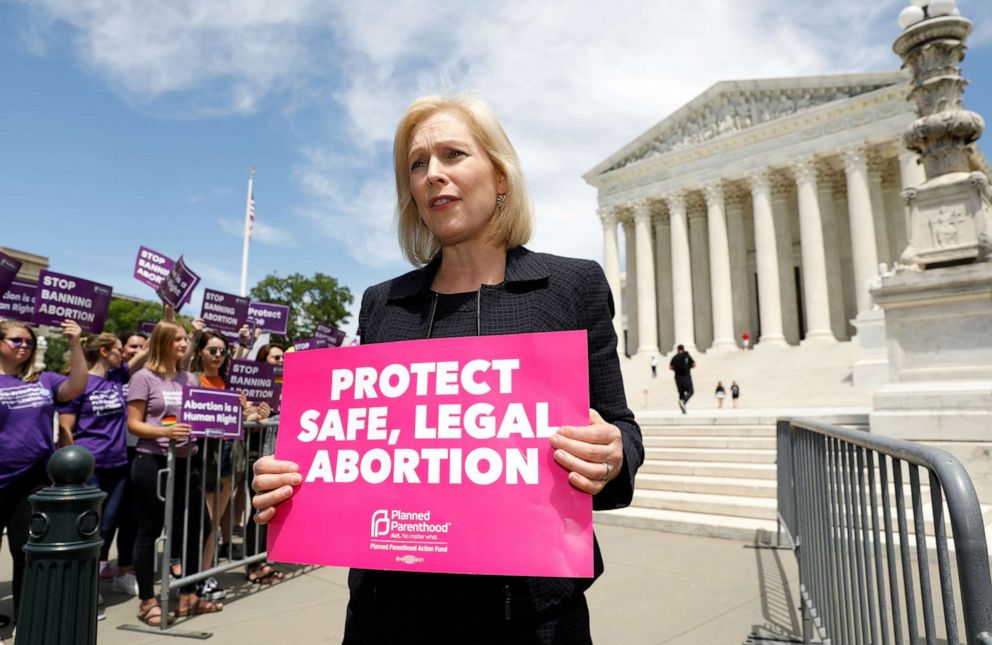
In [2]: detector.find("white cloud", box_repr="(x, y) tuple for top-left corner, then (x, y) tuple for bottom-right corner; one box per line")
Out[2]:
(217, 218), (299, 248)
(19, 0), (985, 268)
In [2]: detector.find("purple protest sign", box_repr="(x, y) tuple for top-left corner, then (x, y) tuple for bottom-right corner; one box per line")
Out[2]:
(133, 247), (191, 304)
(136, 320), (159, 336)
(32, 270), (112, 333)
(181, 387), (244, 439)
(292, 338), (329, 351)
(0, 252), (23, 299)
(227, 359), (282, 412)
(0, 281), (36, 322)
(247, 301), (290, 335)
(313, 323), (346, 347)
(157, 256), (200, 311)
(201, 289), (249, 333)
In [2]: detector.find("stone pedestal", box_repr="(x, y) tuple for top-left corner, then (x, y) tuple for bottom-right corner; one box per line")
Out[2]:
(870, 263), (992, 503)
(901, 171), (992, 267)
(851, 308), (889, 390)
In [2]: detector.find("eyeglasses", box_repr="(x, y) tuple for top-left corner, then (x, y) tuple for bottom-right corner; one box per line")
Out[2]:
(205, 347), (230, 357)
(3, 338), (36, 349)
(270, 354), (284, 362)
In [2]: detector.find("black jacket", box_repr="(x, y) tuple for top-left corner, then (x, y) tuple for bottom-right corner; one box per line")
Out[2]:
(350, 246), (643, 618)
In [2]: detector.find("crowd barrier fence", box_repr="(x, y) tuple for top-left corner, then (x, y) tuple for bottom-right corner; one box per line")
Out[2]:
(777, 418), (992, 645)
(122, 417), (281, 637)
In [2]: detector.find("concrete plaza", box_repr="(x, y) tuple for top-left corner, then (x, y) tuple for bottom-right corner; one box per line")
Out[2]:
(0, 523), (801, 645)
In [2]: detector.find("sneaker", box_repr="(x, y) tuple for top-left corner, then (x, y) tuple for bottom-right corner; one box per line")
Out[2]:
(197, 577), (227, 602)
(112, 572), (139, 597)
(97, 592), (106, 621)
(678, 400), (686, 414)
(218, 542), (230, 560)
(99, 560), (113, 580)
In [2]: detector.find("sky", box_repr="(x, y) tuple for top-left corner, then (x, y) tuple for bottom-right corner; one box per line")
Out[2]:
(2, 0), (990, 338)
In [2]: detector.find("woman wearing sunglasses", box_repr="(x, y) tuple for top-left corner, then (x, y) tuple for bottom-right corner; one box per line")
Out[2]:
(0, 318), (86, 627)
(56, 332), (148, 594)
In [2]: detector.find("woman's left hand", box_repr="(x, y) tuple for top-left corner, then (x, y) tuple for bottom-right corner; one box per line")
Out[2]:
(550, 408), (623, 495)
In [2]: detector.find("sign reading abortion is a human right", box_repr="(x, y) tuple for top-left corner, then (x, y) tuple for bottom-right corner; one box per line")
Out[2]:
(156, 256), (200, 311)
(0, 281), (36, 323)
(268, 330), (593, 578)
(181, 387), (244, 440)
(32, 270), (113, 333)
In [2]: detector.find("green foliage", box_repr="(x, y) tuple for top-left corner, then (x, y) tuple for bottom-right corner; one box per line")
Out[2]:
(249, 272), (353, 343)
(43, 334), (70, 374)
(104, 298), (166, 336)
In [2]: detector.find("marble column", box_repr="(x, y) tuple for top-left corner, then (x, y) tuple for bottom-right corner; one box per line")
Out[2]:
(688, 201), (713, 350)
(667, 191), (696, 352)
(816, 164), (850, 340)
(703, 182), (736, 350)
(598, 206), (623, 345)
(868, 153), (892, 267)
(770, 174), (799, 345)
(623, 217), (638, 355)
(654, 212), (675, 353)
(725, 188), (752, 343)
(792, 156), (835, 342)
(632, 199), (659, 355)
(748, 171), (787, 346)
(843, 144), (880, 314)
(897, 149), (927, 263)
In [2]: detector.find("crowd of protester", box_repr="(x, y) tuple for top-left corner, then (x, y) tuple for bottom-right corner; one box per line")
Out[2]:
(0, 310), (288, 630)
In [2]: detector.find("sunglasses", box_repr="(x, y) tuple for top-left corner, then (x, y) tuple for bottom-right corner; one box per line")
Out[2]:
(205, 347), (230, 357)
(4, 338), (36, 349)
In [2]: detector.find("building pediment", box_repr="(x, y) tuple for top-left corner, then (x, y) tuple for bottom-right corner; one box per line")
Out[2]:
(587, 72), (907, 178)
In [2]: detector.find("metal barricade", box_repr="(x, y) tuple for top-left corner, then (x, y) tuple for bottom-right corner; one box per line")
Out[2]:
(777, 418), (992, 645)
(121, 417), (280, 637)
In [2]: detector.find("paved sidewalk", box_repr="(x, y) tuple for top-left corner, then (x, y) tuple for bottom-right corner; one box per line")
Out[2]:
(0, 524), (801, 644)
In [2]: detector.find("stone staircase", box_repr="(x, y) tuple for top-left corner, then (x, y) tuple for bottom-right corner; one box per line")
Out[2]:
(595, 409), (869, 540)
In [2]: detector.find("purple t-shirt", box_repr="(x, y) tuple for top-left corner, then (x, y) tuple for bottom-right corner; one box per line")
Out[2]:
(57, 365), (129, 469)
(127, 368), (199, 458)
(0, 371), (67, 489)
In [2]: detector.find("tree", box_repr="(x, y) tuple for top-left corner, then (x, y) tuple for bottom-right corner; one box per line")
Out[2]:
(249, 272), (353, 343)
(103, 298), (167, 336)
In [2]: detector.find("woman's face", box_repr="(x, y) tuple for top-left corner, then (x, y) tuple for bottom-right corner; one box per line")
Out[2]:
(0, 326), (35, 368)
(201, 337), (228, 374)
(408, 111), (506, 249)
(265, 348), (284, 365)
(171, 329), (188, 362)
(122, 335), (146, 361)
(105, 340), (124, 369)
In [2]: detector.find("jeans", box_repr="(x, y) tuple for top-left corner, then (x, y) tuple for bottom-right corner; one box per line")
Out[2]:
(0, 462), (50, 624)
(85, 464), (129, 562)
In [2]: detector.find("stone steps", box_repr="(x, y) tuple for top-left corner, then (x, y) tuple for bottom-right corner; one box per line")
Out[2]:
(639, 459), (777, 480)
(643, 435), (775, 450)
(637, 473), (778, 498)
(645, 446), (776, 463)
(594, 507), (779, 541)
(632, 489), (778, 521)
(640, 424), (774, 437)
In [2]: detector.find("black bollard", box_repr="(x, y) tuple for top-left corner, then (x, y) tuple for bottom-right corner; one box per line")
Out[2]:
(14, 445), (106, 645)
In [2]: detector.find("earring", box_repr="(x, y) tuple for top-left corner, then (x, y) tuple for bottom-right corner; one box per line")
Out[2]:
(496, 192), (507, 213)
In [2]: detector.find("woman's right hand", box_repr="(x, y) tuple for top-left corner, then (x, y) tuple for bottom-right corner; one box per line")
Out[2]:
(251, 456), (301, 525)
(162, 422), (192, 441)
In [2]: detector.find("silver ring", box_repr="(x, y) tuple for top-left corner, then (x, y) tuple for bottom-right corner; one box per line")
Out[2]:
(601, 462), (612, 482)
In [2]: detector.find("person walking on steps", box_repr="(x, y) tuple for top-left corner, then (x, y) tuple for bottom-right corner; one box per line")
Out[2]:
(650, 355), (657, 378)
(731, 381), (741, 408)
(715, 381), (726, 408)
(669, 344), (695, 414)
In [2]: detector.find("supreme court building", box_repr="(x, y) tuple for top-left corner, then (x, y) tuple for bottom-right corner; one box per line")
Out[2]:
(584, 71), (991, 356)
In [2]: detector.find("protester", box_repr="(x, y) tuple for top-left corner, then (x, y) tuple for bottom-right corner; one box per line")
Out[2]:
(252, 94), (643, 643)
(670, 344), (695, 414)
(731, 380), (741, 408)
(127, 321), (222, 625)
(255, 343), (284, 365)
(0, 319), (87, 626)
(57, 332), (148, 596)
(714, 381), (726, 408)
(120, 332), (148, 362)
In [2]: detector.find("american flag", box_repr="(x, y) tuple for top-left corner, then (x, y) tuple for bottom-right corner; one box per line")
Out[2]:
(247, 192), (255, 240)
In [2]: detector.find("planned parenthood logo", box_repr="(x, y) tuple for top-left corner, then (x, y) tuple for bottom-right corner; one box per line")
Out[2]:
(368, 508), (453, 557)
(371, 510), (390, 538)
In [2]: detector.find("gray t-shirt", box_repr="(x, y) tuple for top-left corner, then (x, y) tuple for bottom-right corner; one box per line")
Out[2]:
(127, 368), (199, 457)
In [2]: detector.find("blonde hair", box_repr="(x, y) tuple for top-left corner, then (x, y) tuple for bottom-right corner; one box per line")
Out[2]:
(145, 321), (185, 375)
(83, 333), (120, 368)
(393, 94), (533, 265)
(0, 320), (39, 381)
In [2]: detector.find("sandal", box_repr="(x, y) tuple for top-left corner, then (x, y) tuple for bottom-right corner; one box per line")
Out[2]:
(136, 602), (174, 626)
(246, 563), (285, 584)
(175, 598), (224, 617)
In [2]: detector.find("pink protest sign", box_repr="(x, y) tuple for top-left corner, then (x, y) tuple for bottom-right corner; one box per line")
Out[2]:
(268, 330), (593, 578)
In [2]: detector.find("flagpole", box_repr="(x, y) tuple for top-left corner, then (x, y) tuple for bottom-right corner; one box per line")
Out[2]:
(239, 167), (254, 297)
